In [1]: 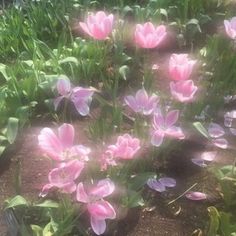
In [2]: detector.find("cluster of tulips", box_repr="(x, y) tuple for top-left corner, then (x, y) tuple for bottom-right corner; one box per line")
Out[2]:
(36, 11), (236, 235)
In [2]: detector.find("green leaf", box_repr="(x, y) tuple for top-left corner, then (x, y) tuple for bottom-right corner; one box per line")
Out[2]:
(31, 225), (43, 236)
(0, 146), (6, 156)
(128, 172), (156, 191)
(34, 200), (59, 208)
(123, 190), (144, 208)
(193, 122), (209, 138)
(59, 57), (79, 66)
(119, 65), (130, 80)
(6, 117), (19, 144)
(207, 206), (220, 236)
(5, 195), (28, 209)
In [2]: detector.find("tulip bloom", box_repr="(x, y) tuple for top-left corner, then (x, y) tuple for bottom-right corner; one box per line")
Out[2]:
(134, 22), (166, 48)
(76, 179), (116, 235)
(40, 160), (84, 197)
(191, 151), (217, 167)
(151, 110), (185, 147)
(38, 123), (91, 161)
(224, 17), (236, 40)
(208, 123), (228, 149)
(169, 54), (196, 81)
(54, 76), (95, 116)
(147, 177), (176, 192)
(124, 88), (159, 115)
(170, 80), (198, 102)
(79, 11), (114, 40)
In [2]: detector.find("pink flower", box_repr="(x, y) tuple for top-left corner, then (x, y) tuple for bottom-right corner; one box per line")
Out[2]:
(170, 80), (198, 102)
(38, 123), (91, 161)
(76, 179), (116, 235)
(54, 76), (95, 116)
(79, 11), (114, 40)
(134, 22), (166, 49)
(208, 123), (228, 149)
(147, 177), (176, 192)
(40, 160), (84, 197)
(224, 17), (236, 40)
(151, 110), (185, 147)
(169, 54), (197, 81)
(100, 134), (140, 170)
(124, 88), (159, 115)
(191, 151), (217, 167)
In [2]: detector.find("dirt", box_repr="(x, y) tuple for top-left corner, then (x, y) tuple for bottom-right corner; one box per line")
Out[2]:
(0, 118), (234, 236)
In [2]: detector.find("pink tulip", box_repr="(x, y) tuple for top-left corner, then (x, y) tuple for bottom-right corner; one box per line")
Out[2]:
(151, 110), (185, 147)
(191, 151), (217, 167)
(134, 22), (166, 49)
(169, 54), (197, 81)
(76, 179), (116, 235)
(224, 17), (236, 40)
(170, 80), (198, 102)
(40, 160), (84, 197)
(54, 76), (95, 116)
(124, 88), (159, 115)
(38, 123), (91, 161)
(79, 11), (114, 40)
(208, 123), (228, 149)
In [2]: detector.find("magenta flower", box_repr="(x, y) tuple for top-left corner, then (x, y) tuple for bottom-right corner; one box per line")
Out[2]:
(191, 151), (217, 167)
(134, 22), (166, 49)
(224, 17), (236, 40)
(169, 54), (197, 81)
(38, 123), (91, 161)
(170, 80), (198, 102)
(124, 88), (159, 115)
(40, 160), (84, 197)
(79, 11), (114, 40)
(185, 191), (207, 201)
(54, 76), (95, 116)
(147, 177), (176, 192)
(151, 110), (185, 147)
(100, 134), (140, 170)
(208, 123), (228, 149)
(76, 179), (116, 235)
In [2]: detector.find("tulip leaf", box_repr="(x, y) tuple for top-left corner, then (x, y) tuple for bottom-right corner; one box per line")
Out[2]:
(193, 122), (209, 138)
(6, 117), (19, 144)
(207, 206), (220, 236)
(31, 225), (43, 236)
(59, 57), (79, 66)
(5, 195), (28, 209)
(34, 200), (59, 208)
(119, 65), (130, 80)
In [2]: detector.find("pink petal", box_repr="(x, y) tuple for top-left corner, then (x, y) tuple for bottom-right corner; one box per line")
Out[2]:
(90, 216), (106, 235)
(79, 22), (93, 37)
(191, 158), (207, 167)
(151, 130), (164, 146)
(56, 77), (71, 96)
(208, 123), (225, 138)
(135, 88), (149, 108)
(90, 179), (115, 198)
(159, 177), (176, 187)
(58, 123), (74, 149)
(185, 191), (207, 200)
(76, 182), (89, 203)
(124, 95), (139, 112)
(165, 110), (179, 127)
(153, 111), (165, 130)
(70, 145), (91, 161)
(165, 126), (185, 139)
(54, 96), (64, 110)
(200, 151), (217, 161)
(39, 184), (54, 197)
(212, 138), (228, 149)
(38, 128), (62, 161)
(230, 128), (236, 135)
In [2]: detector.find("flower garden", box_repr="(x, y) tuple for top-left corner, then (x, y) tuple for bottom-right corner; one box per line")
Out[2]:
(1, 0), (236, 235)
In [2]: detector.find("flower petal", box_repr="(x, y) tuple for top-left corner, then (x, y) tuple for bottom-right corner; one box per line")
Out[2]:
(90, 216), (106, 235)
(159, 177), (176, 187)
(58, 123), (74, 149)
(147, 178), (166, 192)
(76, 182), (89, 203)
(185, 191), (207, 200)
(90, 178), (115, 198)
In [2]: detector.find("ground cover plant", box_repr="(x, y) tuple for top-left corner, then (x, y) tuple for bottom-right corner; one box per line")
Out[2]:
(1, 0), (236, 235)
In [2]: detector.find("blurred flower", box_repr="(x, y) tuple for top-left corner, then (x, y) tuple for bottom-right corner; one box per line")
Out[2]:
(170, 80), (198, 102)
(79, 11), (114, 40)
(151, 110), (185, 147)
(77, 179), (116, 235)
(169, 54), (196, 81)
(224, 17), (236, 40)
(38, 123), (91, 161)
(152, 64), (160, 71)
(134, 22), (166, 48)
(100, 134), (140, 170)
(40, 160), (84, 197)
(191, 151), (217, 167)
(208, 123), (228, 149)
(185, 191), (207, 200)
(124, 88), (159, 115)
(147, 177), (176, 192)
(224, 110), (236, 127)
(54, 76), (95, 116)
